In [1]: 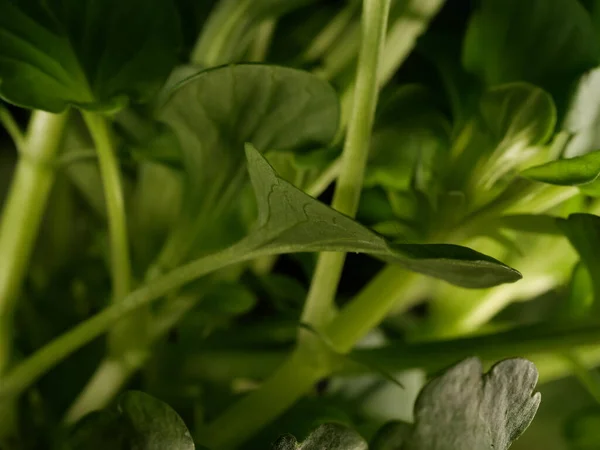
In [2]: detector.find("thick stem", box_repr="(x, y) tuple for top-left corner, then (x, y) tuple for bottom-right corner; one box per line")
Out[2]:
(68, 113), (140, 421)
(300, 0), (392, 330)
(64, 357), (140, 424)
(326, 267), (423, 352)
(0, 110), (68, 374)
(201, 349), (328, 450)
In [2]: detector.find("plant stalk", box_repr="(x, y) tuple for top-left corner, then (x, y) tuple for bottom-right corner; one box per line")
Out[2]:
(0, 110), (68, 374)
(82, 112), (132, 306)
(300, 0), (392, 331)
(201, 349), (328, 450)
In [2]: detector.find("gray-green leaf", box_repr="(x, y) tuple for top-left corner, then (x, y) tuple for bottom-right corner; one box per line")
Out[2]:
(405, 358), (540, 450)
(0, 0), (180, 112)
(272, 424), (368, 450)
(244, 144), (521, 289)
(65, 391), (194, 450)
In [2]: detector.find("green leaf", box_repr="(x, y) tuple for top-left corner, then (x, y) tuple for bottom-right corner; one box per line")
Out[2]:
(463, 0), (599, 93)
(403, 358), (540, 450)
(557, 214), (600, 303)
(522, 150), (600, 190)
(244, 144), (521, 289)
(272, 424), (368, 450)
(156, 64), (339, 266)
(65, 391), (194, 450)
(565, 407), (600, 450)
(0, 0), (180, 112)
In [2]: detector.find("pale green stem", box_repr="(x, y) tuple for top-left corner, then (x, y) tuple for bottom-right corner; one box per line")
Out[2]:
(0, 110), (68, 374)
(326, 267), (423, 352)
(377, 0), (447, 86)
(300, 0), (392, 331)
(190, 0), (253, 66)
(0, 238), (256, 400)
(63, 356), (141, 424)
(82, 112), (131, 303)
(200, 349), (329, 450)
(66, 113), (137, 422)
(247, 19), (276, 61)
(303, 2), (359, 63)
(0, 105), (25, 153)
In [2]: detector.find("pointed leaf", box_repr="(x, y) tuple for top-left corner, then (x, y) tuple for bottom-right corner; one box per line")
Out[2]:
(0, 0), (180, 112)
(522, 150), (600, 189)
(245, 144), (521, 289)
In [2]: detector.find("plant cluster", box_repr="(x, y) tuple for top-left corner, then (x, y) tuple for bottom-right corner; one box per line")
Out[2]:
(2, 0), (600, 449)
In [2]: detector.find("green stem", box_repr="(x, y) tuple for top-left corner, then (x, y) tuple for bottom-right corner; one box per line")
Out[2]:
(0, 239), (260, 400)
(190, 0), (253, 66)
(300, 0), (392, 330)
(247, 19), (276, 61)
(326, 267), (423, 352)
(174, 322), (600, 384)
(0, 105), (25, 152)
(63, 356), (141, 424)
(0, 110), (68, 374)
(66, 111), (139, 422)
(201, 349), (328, 450)
(378, 0), (447, 86)
(352, 321), (600, 377)
(82, 112), (131, 303)
(303, 2), (359, 63)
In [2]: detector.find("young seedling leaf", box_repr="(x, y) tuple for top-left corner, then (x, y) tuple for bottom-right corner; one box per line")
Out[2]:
(156, 63), (339, 265)
(522, 150), (600, 190)
(65, 391), (194, 450)
(271, 424), (368, 450)
(404, 358), (540, 450)
(557, 213), (600, 303)
(0, 0), (180, 112)
(245, 143), (521, 289)
(450, 82), (556, 207)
